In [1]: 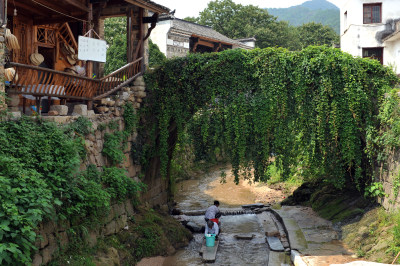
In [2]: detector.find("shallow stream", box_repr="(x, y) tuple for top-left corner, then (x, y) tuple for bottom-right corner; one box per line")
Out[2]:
(163, 166), (287, 265)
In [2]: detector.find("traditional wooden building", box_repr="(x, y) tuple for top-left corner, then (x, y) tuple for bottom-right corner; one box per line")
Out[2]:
(1, 0), (169, 113)
(151, 15), (255, 59)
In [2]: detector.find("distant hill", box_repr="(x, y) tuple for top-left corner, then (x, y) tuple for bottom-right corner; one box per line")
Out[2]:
(267, 0), (340, 33)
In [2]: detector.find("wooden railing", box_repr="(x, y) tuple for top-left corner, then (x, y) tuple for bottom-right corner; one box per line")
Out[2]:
(94, 57), (143, 100)
(9, 57), (143, 101)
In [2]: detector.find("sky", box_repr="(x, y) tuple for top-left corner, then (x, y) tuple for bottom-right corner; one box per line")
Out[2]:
(155, 0), (345, 19)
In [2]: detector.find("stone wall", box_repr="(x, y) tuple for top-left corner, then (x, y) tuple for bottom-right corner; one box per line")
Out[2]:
(31, 76), (170, 265)
(0, 28), (6, 112)
(32, 200), (135, 265)
(377, 151), (400, 211)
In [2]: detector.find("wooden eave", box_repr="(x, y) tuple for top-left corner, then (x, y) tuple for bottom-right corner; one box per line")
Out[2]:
(124, 0), (169, 14)
(10, 0), (88, 25)
(191, 34), (233, 46)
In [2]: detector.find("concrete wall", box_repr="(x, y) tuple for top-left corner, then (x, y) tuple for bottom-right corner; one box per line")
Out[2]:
(340, 0), (400, 74)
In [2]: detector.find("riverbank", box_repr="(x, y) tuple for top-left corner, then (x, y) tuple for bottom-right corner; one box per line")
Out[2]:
(283, 182), (400, 264)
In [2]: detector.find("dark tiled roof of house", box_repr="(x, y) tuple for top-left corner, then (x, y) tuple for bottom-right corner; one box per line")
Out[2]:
(170, 18), (252, 49)
(144, 0), (170, 12)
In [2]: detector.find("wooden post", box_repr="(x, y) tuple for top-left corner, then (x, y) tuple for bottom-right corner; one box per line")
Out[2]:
(134, 7), (144, 61)
(127, 8), (133, 63)
(86, 3), (93, 78)
(93, 10), (101, 77)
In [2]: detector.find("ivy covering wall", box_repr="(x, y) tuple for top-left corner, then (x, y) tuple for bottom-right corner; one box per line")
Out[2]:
(143, 46), (398, 190)
(0, 112), (144, 265)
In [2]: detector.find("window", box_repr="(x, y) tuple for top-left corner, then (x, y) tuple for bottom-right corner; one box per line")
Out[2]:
(363, 3), (382, 24)
(362, 48), (383, 64)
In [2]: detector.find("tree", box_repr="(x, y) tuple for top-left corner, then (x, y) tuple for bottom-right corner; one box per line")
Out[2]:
(183, 16), (198, 23)
(149, 39), (166, 68)
(297, 22), (339, 49)
(104, 17), (127, 75)
(197, 0), (294, 49)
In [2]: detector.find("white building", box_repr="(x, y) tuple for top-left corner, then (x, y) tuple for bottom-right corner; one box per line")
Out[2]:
(340, 0), (400, 74)
(151, 15), (254, 59)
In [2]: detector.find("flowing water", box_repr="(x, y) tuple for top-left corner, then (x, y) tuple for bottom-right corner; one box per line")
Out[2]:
(164, 214), (270, 266)
(163, 166), (286, 265)
(138, 165), (360, 266)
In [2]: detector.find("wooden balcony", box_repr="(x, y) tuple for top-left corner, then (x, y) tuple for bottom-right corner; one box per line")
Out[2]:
(8, 57), (143, 102)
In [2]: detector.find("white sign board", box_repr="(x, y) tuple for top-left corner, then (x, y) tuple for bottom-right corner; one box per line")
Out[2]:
(78, 36), (107, 63)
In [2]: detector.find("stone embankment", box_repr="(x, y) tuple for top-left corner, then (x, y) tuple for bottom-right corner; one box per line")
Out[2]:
(30, 77), (169, 265)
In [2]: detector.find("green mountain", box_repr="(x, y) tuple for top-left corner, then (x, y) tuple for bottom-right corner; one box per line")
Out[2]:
(267, 0), (340, 33)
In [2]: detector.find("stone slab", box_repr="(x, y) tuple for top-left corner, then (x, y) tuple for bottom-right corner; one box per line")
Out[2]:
(50, 105), (68, 116)
(242, 203), (265, 209)
(257, 212), (280, 237)
(267, 236), (285, 251)
(284, 218), (308, 251)
(202, 239), (219, 263)
(234, 234), (255, 240)
(269, 251), (291, 266)
(72, 104), (88, 116)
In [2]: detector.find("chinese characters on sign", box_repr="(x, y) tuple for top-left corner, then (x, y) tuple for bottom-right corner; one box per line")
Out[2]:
(78, 36), (107, 63)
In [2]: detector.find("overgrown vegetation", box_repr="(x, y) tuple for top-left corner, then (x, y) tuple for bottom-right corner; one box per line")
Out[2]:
(143, 47), (398, 194)
(104, 17), (127, 75)
(342, 208), (400, 263)
(102, 103), (138, 165)
(0, 115), (144, 265)
(50, 207), (192, 266)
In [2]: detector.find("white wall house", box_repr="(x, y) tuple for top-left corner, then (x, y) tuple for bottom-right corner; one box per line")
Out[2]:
(151, 15), (254, 59)
(340, 0), (400, 74)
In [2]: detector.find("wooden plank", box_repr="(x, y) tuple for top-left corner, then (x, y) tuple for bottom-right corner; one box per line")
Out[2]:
(202, 240), (219, 263)
(63, 0), (89, 12)
(197, 39), (214, 48)
(124, 0), (169, 14)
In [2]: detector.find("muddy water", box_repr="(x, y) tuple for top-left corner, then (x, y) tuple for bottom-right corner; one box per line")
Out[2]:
(174, 164), (285, 210)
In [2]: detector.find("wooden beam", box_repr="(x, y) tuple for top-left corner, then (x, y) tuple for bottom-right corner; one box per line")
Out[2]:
(143, 13), (158, 41)
(30, 0), (75, 16)
(33, 14), (86, 25)
(192, 34), (233, 46)
(124, 0), (169, 14)
(143, 16), (158, 24)
(214, 42), (222, 52)
(97, 4), (130, 18)
(63, 0), (89, 12)
(14, 1), (49, 17)
(197, 39), (214, 48)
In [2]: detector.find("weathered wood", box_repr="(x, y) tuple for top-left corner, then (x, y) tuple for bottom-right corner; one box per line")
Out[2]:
(124, 0), (169, 14)
(10, 57), (143, 101)
(63, 0), (89, 12)
(202, 239), (219, 263)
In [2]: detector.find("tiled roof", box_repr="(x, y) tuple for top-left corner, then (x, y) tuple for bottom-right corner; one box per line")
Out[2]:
(144, 0), (170, 13)
(171, 18), (253, 49)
